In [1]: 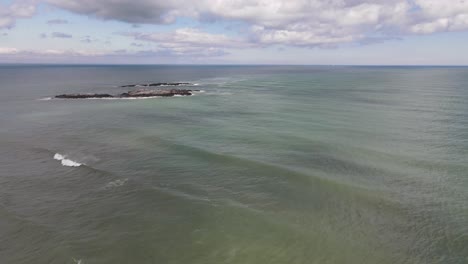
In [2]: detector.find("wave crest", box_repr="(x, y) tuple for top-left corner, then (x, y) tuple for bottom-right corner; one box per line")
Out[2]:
(53, 153), (83, 167)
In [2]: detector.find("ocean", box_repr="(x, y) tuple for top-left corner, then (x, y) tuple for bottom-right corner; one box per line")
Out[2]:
(0, 65), (467, 264)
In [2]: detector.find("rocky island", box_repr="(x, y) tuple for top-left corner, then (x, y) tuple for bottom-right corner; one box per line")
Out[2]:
(54, 83), (198, 99)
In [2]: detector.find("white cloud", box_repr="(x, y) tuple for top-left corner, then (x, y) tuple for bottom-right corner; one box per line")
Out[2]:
(135, 29), (223, 44)
(250, 25), (360, 47)
(121, 28), (250, 56)
(6, 0), (468, 48)
(44, 0), (415, 46)
(413, 0), (468, 19)
(410, 0), (468, 34)
(411, 18), (449, 34)
(0, 46), (224, 59)
(0, 0), (37, 29)
(0, 47), (20, 54)
(0, 47), (134, 59)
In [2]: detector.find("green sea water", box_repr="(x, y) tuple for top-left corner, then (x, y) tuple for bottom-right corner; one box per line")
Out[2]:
(0, 65), (467, 263)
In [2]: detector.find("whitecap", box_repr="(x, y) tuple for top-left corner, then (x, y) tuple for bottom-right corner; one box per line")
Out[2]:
(53, 153), (83, 167)
(190, 90), (205, 96)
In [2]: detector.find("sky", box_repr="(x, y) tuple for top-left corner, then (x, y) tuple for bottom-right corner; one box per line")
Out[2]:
(1, 0), (468, 65)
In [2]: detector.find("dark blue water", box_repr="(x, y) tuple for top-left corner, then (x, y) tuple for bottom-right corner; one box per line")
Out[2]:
(1, 65), (467, 264)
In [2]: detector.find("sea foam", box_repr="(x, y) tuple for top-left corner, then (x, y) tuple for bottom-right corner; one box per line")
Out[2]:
(53, 153), (83, 167)
(104, 178), (128, 189)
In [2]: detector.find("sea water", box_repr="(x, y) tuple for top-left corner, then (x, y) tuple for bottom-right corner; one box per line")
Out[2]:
(0, 65), (467, 264)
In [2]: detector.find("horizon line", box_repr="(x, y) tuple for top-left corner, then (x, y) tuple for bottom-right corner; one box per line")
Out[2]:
(1, 63), (468, 67)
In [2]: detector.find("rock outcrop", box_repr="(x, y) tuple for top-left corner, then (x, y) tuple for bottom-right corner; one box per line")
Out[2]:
(54, 88), (198, 99)
(120, 89), (193, 97)
(55, 93), (114, 99)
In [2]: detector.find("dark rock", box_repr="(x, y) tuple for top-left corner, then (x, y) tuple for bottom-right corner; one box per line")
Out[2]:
(55, 93), (114, 99)
(55, 89), (194, 99)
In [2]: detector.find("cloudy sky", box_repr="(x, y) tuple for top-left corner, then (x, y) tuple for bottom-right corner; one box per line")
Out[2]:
(1, 0), (468, 64)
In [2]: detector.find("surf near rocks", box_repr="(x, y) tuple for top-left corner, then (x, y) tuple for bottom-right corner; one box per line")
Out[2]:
(119, 89), (194, 98)
(120, 82), (192, 88)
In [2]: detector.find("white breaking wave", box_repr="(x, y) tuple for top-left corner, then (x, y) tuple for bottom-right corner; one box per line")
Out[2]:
(53, 153), (83, 167)
(190, 90), (205, 96)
